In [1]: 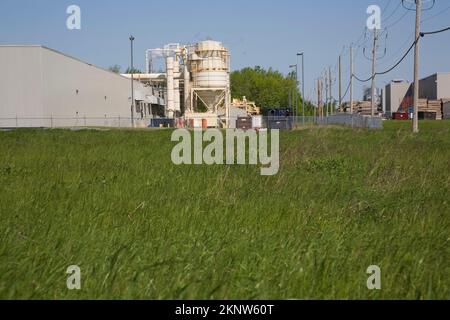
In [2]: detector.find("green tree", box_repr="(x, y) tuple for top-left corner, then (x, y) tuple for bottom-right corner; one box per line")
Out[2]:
(231, 66), (315, 115)
(108, 65), (121, 74)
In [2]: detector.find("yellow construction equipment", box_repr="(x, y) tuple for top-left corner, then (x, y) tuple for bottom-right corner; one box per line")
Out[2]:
(231, 97), (261, 115)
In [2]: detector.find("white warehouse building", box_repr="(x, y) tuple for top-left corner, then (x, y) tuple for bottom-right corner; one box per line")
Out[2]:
(0, 45), (164, 128)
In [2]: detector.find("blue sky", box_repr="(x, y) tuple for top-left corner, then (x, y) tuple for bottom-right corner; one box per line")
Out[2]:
(1, 0), (449, 101)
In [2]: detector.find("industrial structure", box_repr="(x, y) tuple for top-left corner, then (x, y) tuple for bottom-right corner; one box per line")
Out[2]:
(144, 40), (232, 128)
(419, 72), (450, 101)
(382, 80), (411, 117)
(382, 73), (450, 119)
(0, 45), (164, 128)
(0, 40), (239, 129)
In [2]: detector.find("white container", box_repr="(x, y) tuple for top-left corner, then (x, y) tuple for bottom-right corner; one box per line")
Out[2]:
(252, 115), (263, 128)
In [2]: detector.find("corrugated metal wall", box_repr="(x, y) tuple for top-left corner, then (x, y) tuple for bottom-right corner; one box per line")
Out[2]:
(437, 73), (450, 100)
(419, 74), (438, 100)
(0, 46), (156, 128)
(419, 73), (450, 101)
(0, 46), (45, 127)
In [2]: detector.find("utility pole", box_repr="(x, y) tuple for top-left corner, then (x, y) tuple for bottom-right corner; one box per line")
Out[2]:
(413, 0), (422, 133)
(317, 79), (321, 118)
(325, 72), (329, 117)
(129, 35), (135, 128)
(350, 45), (354, 114)
(371, 28), (379, 117)
(320, 79), (324, 118)
(302, 55), (304, 122)
(339, 55), (342, 109)
(320, 79), (326, 118)
(329, 67), (332, 115)
(289, 64), (298, 119)
(297, 53), (305, 125)
(295, 64), (298, 119)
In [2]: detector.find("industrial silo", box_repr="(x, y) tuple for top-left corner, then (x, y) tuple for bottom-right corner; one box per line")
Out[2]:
(145, 40), (231, 127)
(185, 40), (231, 127)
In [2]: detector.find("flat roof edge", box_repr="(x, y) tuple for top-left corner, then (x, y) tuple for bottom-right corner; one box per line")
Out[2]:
(0, 45), (130, 80)
(0, 45), (43, 48)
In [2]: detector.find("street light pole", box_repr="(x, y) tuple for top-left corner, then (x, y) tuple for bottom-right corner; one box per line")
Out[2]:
(297, 53), (305, 126)
(289, 64), (298, 121)
(295, 64), (298, 119)
(129, 35), (135, 128)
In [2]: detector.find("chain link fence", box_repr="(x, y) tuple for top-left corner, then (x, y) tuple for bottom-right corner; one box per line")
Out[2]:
(0, 116), (137, 129)
(316, 114), (383, 129)
(0, 114), (383, 130)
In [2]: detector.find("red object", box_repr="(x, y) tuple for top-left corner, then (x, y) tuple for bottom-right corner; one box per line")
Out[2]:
(393, 112), (409, 120)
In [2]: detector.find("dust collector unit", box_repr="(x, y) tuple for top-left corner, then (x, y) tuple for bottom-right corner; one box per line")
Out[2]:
(187, 40), (231, 116)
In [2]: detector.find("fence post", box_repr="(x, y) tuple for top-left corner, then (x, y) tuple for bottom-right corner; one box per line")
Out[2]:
(15, 115), (18, 128)
(118, 116), (121, 128)
(50, 115), (53, 128)
(84, 115), (87, 127)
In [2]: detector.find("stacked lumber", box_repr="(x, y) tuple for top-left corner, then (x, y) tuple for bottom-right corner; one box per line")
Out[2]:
(419, 99), (442, 120)
(354, 101), (374, 116)
(428, 100), (442, 120)
(418, 99), (428, 110)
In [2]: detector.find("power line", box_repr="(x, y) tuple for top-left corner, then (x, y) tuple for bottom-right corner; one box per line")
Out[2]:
(353, 35), (419, 82)
(421, 26), (450, 35)
(380, 3), (450, 67)
(382, 0), (393, 15)
(362, 29), (388, 61)
(341, 79), (351, 101)
(383, 1), (403, 24)
(385, 9), (411, 29)
(377, 33), (414, 67)
(422, 4), (450, 23)
(329, 0), (446, 104)
(353, 25), (450, 83)
(402, 0), (436, 11)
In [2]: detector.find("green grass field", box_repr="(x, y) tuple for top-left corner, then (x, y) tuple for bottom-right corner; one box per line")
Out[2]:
(0, 121), (449, 300)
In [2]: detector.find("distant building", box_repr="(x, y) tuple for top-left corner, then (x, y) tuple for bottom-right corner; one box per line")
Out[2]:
(362, 86), (381, 105)
(0, 45), (164, 128)
(443, 100), (450, 119)
(419, 72), (450, 100)
(383, 80), (411, 116)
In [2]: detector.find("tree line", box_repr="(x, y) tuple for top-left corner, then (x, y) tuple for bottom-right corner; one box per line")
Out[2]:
(231, 66), (315, 115)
